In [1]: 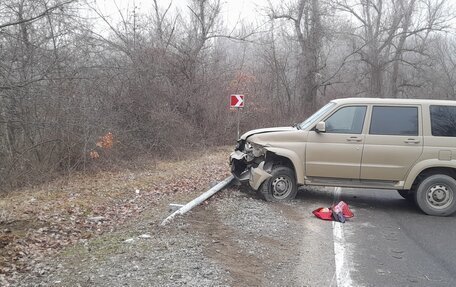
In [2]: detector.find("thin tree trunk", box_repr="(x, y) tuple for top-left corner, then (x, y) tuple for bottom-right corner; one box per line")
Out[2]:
(390, 0), (415, 98)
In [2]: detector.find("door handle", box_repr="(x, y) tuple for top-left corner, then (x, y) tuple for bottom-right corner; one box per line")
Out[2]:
(346, 137), (362, 142)
(404, 138), (420, 144)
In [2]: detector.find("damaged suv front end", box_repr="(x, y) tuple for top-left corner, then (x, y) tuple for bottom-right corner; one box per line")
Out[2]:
(229, 102), (337, 200)
(231, 128), (294, 190)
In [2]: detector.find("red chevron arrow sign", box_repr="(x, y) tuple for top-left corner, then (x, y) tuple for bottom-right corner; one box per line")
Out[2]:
(230, 94), (245, 108)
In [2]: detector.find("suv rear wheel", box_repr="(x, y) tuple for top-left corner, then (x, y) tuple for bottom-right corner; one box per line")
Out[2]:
(415, 174), (456, 216)
(260, 166), (297, 202)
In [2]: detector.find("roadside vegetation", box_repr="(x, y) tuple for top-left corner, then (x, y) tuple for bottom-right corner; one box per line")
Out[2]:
(0, 146), (230, 283)
(1, 0), (455, 190)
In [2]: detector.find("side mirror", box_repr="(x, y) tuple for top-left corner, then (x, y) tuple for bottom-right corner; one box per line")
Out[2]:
(315, 121), (326, 133)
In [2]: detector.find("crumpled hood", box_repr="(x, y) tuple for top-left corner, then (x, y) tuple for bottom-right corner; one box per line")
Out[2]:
(240, 126), (295, 140)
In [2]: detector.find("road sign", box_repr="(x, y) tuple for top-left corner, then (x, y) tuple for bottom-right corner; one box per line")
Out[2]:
(230, 94), (244, 108)
(230, 94), (244, 140)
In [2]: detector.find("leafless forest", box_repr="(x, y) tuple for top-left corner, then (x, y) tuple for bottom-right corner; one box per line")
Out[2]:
(0, 0), (455, 190)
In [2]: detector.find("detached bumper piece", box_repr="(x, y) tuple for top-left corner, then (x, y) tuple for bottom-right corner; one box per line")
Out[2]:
(249, 162), (272, 190)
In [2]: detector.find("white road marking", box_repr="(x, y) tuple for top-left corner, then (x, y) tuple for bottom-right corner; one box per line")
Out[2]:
(332, 187), (355, 287)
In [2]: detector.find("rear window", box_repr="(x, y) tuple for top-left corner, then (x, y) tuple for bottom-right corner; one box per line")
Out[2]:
(370, 106), (418, 136)
(430, 105), (456, 137)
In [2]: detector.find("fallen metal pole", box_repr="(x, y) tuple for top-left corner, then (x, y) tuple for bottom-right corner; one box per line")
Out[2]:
(161, 175), (234, 226)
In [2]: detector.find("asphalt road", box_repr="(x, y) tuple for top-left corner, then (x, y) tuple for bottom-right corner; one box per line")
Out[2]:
(296, 186), (456, 287)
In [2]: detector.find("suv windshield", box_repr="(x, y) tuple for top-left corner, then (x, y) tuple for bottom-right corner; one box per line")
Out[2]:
(299, 102), (336, 130)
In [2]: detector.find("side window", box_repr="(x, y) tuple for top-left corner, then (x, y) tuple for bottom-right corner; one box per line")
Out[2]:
(370, 106), (418, 136)
(430, 105), (456, 137)
(325, 106), (367, 134)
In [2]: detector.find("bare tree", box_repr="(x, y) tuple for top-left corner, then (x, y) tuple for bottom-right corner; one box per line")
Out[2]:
(269, 0), (324, 112)
(0, 0), (94, 188)
(334, 0), (452, 97)
(1, 0), (456, 191)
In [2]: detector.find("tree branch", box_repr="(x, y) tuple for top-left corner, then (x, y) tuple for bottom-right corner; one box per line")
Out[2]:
(0, 0), (74, 29)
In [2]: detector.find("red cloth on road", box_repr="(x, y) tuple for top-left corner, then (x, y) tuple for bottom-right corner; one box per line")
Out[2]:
(335, 201), (354, 218)
(312, 207), (333, 220)
(312, 201), (354, 221)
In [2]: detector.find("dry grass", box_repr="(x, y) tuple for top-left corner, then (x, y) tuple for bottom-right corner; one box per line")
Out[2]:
(0, 146), (232, 277)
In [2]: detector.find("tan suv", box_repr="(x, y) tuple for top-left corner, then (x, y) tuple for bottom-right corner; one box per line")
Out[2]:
(230, 98), (456, 216)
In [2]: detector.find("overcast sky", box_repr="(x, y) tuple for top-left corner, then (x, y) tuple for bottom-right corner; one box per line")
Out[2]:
(95, 0), (264, 29)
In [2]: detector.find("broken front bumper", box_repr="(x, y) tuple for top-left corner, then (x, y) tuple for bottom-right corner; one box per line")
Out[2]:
(230, 150), (272, 191)
(249, 162), (272, 190)
(230, 150), (251, 181)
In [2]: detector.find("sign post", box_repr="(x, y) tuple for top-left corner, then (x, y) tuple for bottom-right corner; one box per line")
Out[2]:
(237, 106), (240, 140)
(230, 94), (245, 140)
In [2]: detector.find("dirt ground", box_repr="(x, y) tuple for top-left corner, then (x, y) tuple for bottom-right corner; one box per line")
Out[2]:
(0, 147), (231, 286)
(1, 146), (335, 287)
(14, 185), (320, 287)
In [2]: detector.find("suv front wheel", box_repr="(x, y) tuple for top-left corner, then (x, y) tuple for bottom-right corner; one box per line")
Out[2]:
(260, 166), (298, 202)
(415, 174), (456, 216)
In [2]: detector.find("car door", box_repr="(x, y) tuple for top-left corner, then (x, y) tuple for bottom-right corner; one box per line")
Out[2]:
(306, 105), (367, 179)
(361, 105), (424, 181)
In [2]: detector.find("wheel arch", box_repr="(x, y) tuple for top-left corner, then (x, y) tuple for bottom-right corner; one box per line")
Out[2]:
(264, 147), (304, 184)
(404, 160), (456, 190)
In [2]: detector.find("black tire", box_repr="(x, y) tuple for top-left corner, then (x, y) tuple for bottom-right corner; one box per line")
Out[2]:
(415, 174), (456, 216)
(397, 190), (414, 200)
(259, 166), (297, 202)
